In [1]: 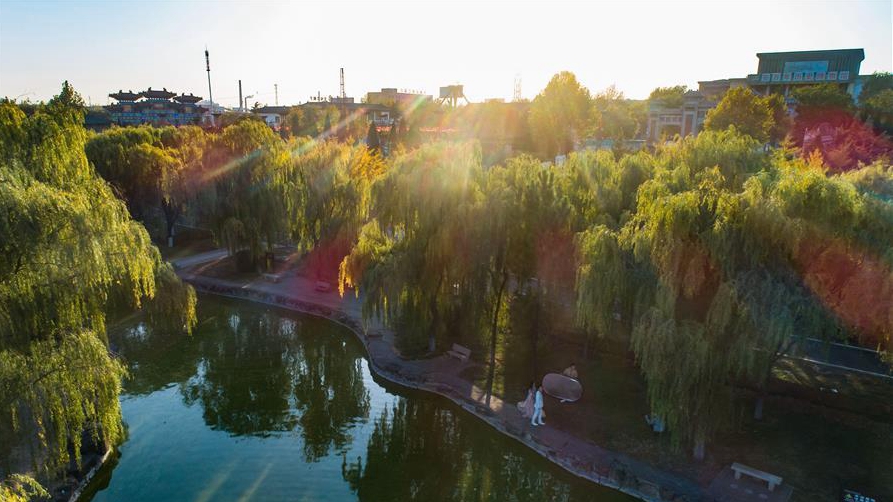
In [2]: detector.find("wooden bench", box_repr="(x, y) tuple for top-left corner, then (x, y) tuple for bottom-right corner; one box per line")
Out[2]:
(731, 462), (782, 491)
(315, 281), (331, 292)
(262, 273), (281, 283)
(447, 343), (471, 362)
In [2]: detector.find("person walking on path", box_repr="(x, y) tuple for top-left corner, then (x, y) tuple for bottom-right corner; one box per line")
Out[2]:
(531, 384), (545, 426)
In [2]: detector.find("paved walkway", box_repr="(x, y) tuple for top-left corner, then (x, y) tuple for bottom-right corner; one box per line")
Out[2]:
(174, 250), (705, 502)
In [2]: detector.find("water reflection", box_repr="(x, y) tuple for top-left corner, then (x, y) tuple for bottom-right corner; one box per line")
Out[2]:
(342, 399), (593, 502)
(115, 299), (371, 461)
(95, 296), (630, 502)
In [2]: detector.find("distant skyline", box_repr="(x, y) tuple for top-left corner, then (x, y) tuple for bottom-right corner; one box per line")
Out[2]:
(1, 0), (891, 107)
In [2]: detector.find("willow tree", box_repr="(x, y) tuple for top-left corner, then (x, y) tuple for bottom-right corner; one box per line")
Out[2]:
(0, 85), (196, 485)
(503, 157), (572, 373)
(616, 130), (779, 458)
(575, 225), (627, 340)
(203, 119), (288, 267)
(86, 125), (207, 246)
(340, 142), (482, 354)
(274, 140), (384, 278)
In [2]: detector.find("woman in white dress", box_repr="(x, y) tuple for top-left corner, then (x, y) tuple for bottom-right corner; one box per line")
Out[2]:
(516, 381), (535, 418)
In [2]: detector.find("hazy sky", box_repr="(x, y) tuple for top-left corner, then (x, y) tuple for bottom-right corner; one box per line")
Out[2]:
(1, 0), (891, 107)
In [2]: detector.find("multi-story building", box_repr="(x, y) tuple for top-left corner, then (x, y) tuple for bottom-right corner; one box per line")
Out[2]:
(364, 88), (433, 125)
(105, 88), (206, 126)
(747, 48), (865, 101)
(646, 48), (869, 142)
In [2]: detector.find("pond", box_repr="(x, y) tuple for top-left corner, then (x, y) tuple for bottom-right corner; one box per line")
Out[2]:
(82, 295), (634, 502)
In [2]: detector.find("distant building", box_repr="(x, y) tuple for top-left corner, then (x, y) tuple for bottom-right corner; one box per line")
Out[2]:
(300, 98), (390, 128)
(747, 48), (865, 101)
(252, 105), (292, 130)
(646, 90), (717, 142)
(105, 88), (205, 126)
(646, 48), (870, 142)
(365, 88), (433, 126)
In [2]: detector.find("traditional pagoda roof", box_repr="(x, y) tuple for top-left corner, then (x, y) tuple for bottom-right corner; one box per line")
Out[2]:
(109, 89), (142, 101)
(142, 87), (177, 100)
(174, 93), (203, 104)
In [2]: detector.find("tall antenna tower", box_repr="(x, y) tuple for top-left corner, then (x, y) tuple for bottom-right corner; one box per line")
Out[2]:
(513, 74), (522, 102)
(274, 84), (278, 106)
(339, 68), (346, 99)
(205, 47), (213, 106)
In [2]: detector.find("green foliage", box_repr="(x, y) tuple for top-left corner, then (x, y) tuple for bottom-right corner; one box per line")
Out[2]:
(203, 120), (287, 263)
(792, 83), (854, 112)
(0, 475), (48, 502)
(529, 72), (591, 158)
(589, 86), (641, 142)
(858, 72), (893, 105)
(647, 85), (688, 108)
(0, 85), (196, 477)
(704, 87), (789, 143)
(861, 88), (893, 134)
(366, 121), (381, 154)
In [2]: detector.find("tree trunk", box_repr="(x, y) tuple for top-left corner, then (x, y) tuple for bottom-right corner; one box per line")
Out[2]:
(531, 292), (540, 378)
(693, 438), (706, 461)
(162, 200), (179, 249)
(754, 393), (765, 421)
(428, 275), (444, 354)
(485, 270), (508, 407)
(428, 295), (439, 354)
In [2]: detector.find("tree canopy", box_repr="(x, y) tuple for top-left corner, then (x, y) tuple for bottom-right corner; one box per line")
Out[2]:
(529, 72), (592, 158)
(704, 87), (789, 143)
(0, 85), (197, 485)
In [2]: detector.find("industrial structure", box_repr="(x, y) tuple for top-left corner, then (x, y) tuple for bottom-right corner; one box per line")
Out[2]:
(438, 85), (469, 107)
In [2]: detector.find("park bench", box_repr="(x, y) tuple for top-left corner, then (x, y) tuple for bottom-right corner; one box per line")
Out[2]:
(315, 281), (331, 292)
(731, 462), (782, 491)
(262, 273), (281, 283)
(447, 343), (471, 362)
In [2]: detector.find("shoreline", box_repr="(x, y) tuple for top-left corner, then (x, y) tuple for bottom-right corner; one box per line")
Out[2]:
(177, 266), (704, 502)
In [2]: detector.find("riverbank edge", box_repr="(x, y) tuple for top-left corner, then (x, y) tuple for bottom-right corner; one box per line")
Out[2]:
(178, 271), (704, 502)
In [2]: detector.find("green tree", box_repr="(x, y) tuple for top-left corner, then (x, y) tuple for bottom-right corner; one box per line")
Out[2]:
(366, 121), (381, 154)
(340, 142), (482, 354)
(283, 107), (305, 138)
(590, 86), (640, 142)
(857, 71), (893, 104)
(0, 86), (196, 483)
(704, 87), (789, 143)
(648, 85), (688, 108)
(792, 83), (854, 112)
(203, 119), (287, 268)
(861, 88), (893, 135)
(529, 72), (591, 159)
(87, 126), (206, 246)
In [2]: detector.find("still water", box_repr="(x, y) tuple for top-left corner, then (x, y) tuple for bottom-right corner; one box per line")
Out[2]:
(84, 295), (633, 502)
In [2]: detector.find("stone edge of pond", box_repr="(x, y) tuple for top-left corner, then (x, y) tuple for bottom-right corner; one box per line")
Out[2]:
(67, 447), (113, 502)
(179, 273), (704, 502)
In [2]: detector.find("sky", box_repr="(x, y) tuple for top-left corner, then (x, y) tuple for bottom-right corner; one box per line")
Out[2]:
(1, 0), (891, 107)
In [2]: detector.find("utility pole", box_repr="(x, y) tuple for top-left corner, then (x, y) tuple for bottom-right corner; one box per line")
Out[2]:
(274, 84), (278, 106)
(205, 48), (213, 107)
(513, 74), (522, 102)
(238, 80), (243, 112)
(339, 68), (346, 99)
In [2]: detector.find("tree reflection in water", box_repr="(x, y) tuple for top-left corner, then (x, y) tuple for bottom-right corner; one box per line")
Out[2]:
(342, 399), (586, 502)
(117, 298), (371, 462)
(105, 297), (629, 502)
